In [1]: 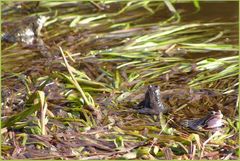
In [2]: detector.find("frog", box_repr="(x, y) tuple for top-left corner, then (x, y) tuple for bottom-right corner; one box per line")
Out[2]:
(2, 15), (48, 45)
(134, 85), (169, 115)
(180, 110), (223, 131)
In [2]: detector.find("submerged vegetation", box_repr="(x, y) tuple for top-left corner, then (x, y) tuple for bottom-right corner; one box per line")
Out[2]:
(1, 1), (239, 160)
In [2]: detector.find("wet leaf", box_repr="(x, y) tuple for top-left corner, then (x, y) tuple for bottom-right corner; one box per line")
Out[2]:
(121, 151), (137, 159)
(114, 136), (124, 149)
(137, 147), (150, 157)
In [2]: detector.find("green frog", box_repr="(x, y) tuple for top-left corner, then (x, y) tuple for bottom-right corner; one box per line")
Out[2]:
(181, 110), (223, 131)
(134, 85), (169, 115)
(2, 15), (48, 45)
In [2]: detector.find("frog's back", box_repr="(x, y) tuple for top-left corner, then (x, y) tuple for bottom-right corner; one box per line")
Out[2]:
(180, 118), (207, 130)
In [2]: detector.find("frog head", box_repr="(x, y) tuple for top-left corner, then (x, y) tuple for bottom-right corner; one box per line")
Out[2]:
(204, 110), (223, 129)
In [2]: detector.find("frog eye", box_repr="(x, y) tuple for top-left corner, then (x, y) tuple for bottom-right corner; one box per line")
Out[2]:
(210, 111), (216, 115)
(149, 85), (158, 88)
